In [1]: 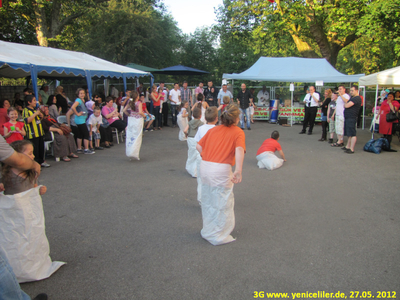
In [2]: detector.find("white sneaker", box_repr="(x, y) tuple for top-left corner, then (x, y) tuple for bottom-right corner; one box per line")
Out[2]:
(84, 149), (95, 154)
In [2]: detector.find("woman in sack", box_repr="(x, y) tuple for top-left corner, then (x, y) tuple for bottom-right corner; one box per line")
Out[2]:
(42, 106), (78, 162)
(376, 92), (400, 151)
(196, 105), (245, 246)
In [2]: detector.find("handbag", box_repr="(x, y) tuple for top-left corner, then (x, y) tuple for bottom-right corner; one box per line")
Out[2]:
(386, 111), (399, 122)
(59, 124), (72, 135)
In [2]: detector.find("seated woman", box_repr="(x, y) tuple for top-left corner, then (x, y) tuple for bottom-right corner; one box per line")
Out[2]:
(101, 96), (126, 132)
(47, 94), (62, 120)
(42, 106), (78, 162)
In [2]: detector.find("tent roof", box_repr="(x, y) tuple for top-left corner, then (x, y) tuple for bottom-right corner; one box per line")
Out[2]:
(0, 41), (150, 79)
(126, 63), (162, 73)
(161, 64), (209, 75)
(358, 66), (400, 88)
(223, 57), (364, 83)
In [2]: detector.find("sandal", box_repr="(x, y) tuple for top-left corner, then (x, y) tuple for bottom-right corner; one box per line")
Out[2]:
(62, 156), (71, 162)
(341, 146), (349, 150)
(331, 142), (344, 147)
(69, 153), (79, 158)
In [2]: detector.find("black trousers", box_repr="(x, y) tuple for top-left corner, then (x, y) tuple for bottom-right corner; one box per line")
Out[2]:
(31, 135), (45, 164)
(100, 126), (113, 144)
(302, 106), (317, 133)
(153, 107), (162, 128)
(162, 102), (169, 126)
(357, 106), (363, 127)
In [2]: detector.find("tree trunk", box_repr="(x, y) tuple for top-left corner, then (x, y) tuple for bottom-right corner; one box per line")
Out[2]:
(33, 2), (49, 47)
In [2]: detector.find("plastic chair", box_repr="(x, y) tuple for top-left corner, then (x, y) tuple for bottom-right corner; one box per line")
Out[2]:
(57, 115), (67, 124)
(44, 132), (58, 160)
(111, 127), (124, 144)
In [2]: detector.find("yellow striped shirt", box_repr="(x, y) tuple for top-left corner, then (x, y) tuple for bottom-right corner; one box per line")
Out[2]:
(22, 107), (44, 139)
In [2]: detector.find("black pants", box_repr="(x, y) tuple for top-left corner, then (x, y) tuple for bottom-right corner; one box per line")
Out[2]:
(153, 106), (162, 128)
(30, 135), (45, 164)
(162, 102), (169, 126)
(357, 106), (363, 127)
(321, 121), (328, 139)
(302, 106), (317, 133)
(100, 126), (113, 144)
(110, 120), (126, 132)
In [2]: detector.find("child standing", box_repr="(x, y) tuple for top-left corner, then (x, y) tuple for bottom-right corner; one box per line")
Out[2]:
(256, 130), (286, 170)
(196, 105), (245, 246)
(1, 140), (47, 195)
(22, 95), (50, 167)
(177, 101), (189, 141)
(140, 94), (155, 131)
(217, 96), (231, 113)
(87, 106), (103, 151)
(184, 106), (204, 177)
(3, 107), (26, 143)
(123, 91), (145, 160)
(194, 106), (219, 206)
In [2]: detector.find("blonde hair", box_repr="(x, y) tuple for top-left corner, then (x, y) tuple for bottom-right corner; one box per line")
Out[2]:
(223, 96), (230, 105)
(325, 88), (332, 98)
(55, 86), (63, 95)
(205, 106), (218, 123)
(220, 105), (240, 126)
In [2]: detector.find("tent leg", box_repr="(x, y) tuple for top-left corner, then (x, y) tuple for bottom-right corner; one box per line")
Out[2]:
(362, 87), (366, 130)
(372, 85), (379, 139)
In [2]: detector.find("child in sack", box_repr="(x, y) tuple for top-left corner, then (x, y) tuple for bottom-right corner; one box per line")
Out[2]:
(184, 106), (203, 177)
(1, 140), (47, 195)
(256, 130), (286, 171)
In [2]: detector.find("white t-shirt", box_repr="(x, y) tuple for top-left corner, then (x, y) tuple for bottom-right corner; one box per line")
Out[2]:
(87, 114), (102, 132)
(335, 93), (350, 117)
(169, 89), (181, 105)
(194, 124), (216, 142)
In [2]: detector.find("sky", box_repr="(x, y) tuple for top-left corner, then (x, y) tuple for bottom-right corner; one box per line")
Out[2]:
(161, 0), (224, 35)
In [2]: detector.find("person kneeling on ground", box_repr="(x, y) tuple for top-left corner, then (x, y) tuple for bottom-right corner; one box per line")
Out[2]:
(256, 130), (286, 170)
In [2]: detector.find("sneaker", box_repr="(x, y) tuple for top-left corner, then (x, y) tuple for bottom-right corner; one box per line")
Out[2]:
(84, 149), (95, 154)
(76, 149), (83, 153)
(41, 162), (51, 168)
(299, 131), (306, 134)
(148, 128), (153, 132)
(90, 148), (95, 151)
(95, 147), (104, 150)
(33, 293), (48, 300)
(247, 127), (251, 130)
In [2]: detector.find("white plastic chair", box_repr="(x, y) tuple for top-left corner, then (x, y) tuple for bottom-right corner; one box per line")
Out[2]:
(44, 131), (58, 160)
(57, 115), (67, 124)
(111, 128), (124, 144)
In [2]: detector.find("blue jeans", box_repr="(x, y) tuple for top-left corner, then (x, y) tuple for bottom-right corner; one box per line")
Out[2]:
(170, 104), (178, 125)
(240, 107), (251, 129)
(0, 249), (30, 300)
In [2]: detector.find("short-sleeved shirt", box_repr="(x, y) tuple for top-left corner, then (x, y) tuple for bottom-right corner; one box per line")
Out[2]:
(87, 114), (102, 132)
(22, 107), (44, 139)
(74, 98), (88, 125)
(328, 101), (336, 118)
(256, 138), (282, 156)
(3, 121), (25, 143)
(101, 106), (119, 125)
(236, 89), (253, 110)
(180, 88), (192, 103)
(198, 125), (246, 166)
(344, 96), (362, 119)
(217, 90), (233, 105)
(335, 94), (350, 117)
(187, 119), (204, 138)
(195, 87), (204, 95)
(169, 89), (181, 105)
(304, 93), (320, 107)
(194, 124), (215, 142)
(0, 135), (15, 160)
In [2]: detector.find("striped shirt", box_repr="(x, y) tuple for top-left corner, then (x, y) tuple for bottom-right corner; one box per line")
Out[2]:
(22, 107), (44, 139)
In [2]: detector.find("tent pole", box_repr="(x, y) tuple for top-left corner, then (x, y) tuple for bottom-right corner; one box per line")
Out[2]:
(291, 89), (293, 127)
(29, 64), (39, 106)
(372, 84), (379, 138)
(122, 74), (127, 95)
(362, 87), (366, 130)
(85, 70), (92, 100)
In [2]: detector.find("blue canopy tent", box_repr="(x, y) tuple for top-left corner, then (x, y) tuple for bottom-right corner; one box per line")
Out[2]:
(159, 65), (209, 76)
(0, 41), (151, 100)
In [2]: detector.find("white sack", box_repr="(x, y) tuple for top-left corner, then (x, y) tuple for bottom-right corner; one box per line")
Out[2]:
(177, 114), (187, 141)
(126, 116), (144, 160)
(185, 138), (200, 178)
(196, 156), (202, 206)
(200, 161), (235, 246)
(256, 151), (284, 170)
(0, 186), (65, 283)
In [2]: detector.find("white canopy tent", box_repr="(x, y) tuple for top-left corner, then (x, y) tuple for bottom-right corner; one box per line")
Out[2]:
(223, 57), (364, 82)
(358, 66), (400, 136)
(223, 56), (364, 126)
(0, 41), (151, 100)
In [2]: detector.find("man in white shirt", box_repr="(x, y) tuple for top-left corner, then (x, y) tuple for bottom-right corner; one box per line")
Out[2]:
(331, 85), (350, 146)
(257, 86), (270, 106)
(110, 85), (119, 98)
(169, 83), (181, 127)
(299, 85), (320, 135)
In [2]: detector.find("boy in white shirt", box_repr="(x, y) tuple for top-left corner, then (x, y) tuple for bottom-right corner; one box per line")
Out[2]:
(87, 106), (103, 150)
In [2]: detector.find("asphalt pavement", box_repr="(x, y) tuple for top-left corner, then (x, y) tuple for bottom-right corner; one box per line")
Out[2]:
(21, 121), (400, 300)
